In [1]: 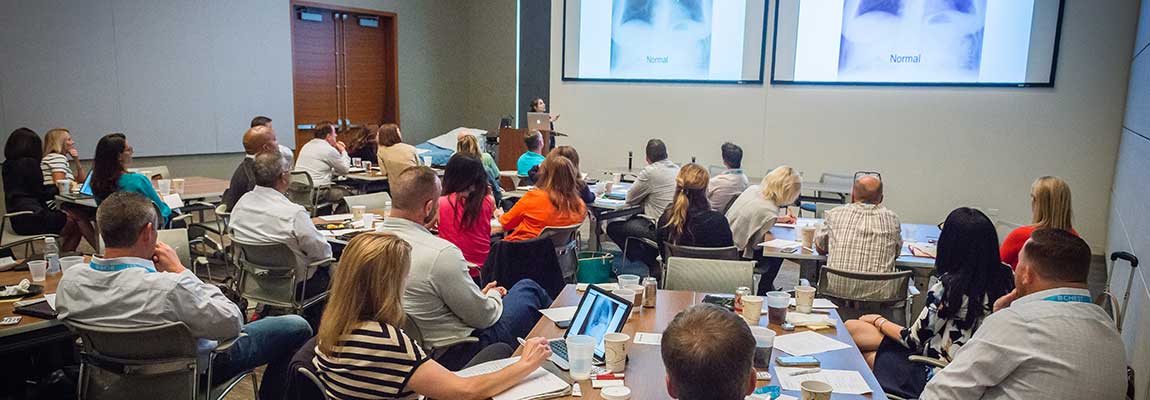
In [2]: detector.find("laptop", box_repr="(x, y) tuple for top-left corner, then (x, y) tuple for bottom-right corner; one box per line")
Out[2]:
(58, 172), (95, 199)
(548, 284), (633, 370)
(527, 112), (552, 133)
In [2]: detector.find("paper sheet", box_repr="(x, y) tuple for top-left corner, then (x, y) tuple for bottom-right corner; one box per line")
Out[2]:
(45, 294), (56, 311)
(773, 223), (797, 229)
(319, 214), (354, 222)
(775, 367), (872, 394)
(347, 167), (366, 173)
(162, 194), (184, 209)
(760, 239), (802, 250)
(539, 306), (577, 323)
(773, 331), (851, 356)
(456, 357), (570, 400)
(786, 298), (838, 309)
(576, 283), (618, 292)
(633, 332), (662, 345)
(748, 395), (797, 400)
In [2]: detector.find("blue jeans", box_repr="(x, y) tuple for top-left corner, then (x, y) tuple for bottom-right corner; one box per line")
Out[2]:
(476, 279), (551, 349)
(213, 315), (313, 400)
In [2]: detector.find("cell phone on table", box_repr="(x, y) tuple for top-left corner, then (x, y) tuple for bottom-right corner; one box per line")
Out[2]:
(776, 356), (820, 367)
(554, 319), (571, 329)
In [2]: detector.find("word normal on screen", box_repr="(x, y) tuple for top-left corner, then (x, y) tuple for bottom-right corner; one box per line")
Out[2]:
(771, 0), (1065, 86)
(563, 0), (769, 83)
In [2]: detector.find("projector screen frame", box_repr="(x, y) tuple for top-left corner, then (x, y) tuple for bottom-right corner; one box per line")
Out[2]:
(768, 0), (1066, 88)
(560, 0), (771, 85)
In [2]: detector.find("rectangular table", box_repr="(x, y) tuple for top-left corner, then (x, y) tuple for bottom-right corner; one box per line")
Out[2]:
(0, 269), (70, 354)
(311, 211), (504, 246)
(517, 285), (884, 399)
(760, 218), (940, 315)
(54, 176), (231, 209)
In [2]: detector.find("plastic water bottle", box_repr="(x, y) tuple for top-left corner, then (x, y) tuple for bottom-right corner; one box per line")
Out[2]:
(44, 237), (61, 275)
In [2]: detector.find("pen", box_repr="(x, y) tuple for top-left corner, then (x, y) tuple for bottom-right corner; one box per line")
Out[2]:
(593, 373), (625, 380)
(789, 368), (821, 377)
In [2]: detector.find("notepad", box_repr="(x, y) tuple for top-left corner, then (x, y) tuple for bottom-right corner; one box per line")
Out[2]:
(773, 331), (851, 356)
(162, 194), (184, 209)
(633, 332), (663, 345)
(775, 367), (872, 394)
(786, 298), (838, 309)
(539, 306), (577, 323)
(456, 357), (571, 400)
(759, 239), (802, 250)
(319, 214), (354, 222)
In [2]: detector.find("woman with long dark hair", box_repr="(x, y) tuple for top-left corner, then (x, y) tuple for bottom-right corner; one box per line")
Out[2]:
(438, 154), (498, 279)
(90, 133), (171, 223)
(499, 155), (586, 241)
(2, 128), (88, 250)
(345, 125), (379, 165)
(845, 207), (1014, 398)
(656, 163), (733, 249)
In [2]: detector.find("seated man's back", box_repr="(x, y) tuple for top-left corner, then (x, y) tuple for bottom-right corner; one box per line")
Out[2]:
(816, 202), (902, 300)
(230, 185), (333, 271)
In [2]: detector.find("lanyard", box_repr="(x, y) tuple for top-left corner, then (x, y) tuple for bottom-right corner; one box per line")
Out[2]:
(1042, 294), (1092, 303)
(89, 262), (156, 273)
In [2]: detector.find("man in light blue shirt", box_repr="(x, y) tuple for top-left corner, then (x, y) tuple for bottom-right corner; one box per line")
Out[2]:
(56, 192), (312, 400)
(516, 130), (547, 177)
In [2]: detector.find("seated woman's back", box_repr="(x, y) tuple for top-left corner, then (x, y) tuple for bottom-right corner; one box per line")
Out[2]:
(314, 319), (427, 399)
(499, 156), (586, 241)
(90, 133), (172, 222)
(377, 124), (418, 183)
(656, 164), (734, 249)
(438, 155), (497, 272)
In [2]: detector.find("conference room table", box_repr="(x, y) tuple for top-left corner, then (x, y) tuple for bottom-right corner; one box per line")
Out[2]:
(53, 176), (231, 209)
(311, 210), (504, 246)
(585, 182), (642, 252)
(759, 218), (941, 315)
(516, 284), (885, 399)
(0, 266), (70, 354)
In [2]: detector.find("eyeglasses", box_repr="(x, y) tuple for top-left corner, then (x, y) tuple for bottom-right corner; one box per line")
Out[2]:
(937, 221), (945, 231)
(854, 171), (881, 181)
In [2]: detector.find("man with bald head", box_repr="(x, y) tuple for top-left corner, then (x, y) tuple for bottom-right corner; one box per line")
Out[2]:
(380, 166), (550, 369)
(223, 126), (280, 210)
(814, 173), (902, 301)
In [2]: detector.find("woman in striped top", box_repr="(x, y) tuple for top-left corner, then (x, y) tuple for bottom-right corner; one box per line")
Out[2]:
(314, 232), (553, 400)
(40, 128), (86, 187)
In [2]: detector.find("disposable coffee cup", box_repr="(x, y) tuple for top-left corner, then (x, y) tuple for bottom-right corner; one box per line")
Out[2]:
(617, 274), (641, 287)
(749, 326), (776, 369)
(566, 335), (596, 380)
(601, 386), (632, 400)
(28, 260), (48, 282)
(795, 285), (817, 314)
(352, 157), (362, 168)
(613, 289), (637, 320)
(741, 295), (763, 324)
(801, 380), (833, 400)
(171, 178), (185, 195)
(623, 284), (645, 314)
(363, 161), (373, 174)
(766, 291), (790, 325)
(352, 205), (366, 221)
(157, 179), (171, 196)
(362, 214), (374, 229)
(55, 179), (71, 194)
(801, 226), (816, 250)
(603, 332), (630, 373)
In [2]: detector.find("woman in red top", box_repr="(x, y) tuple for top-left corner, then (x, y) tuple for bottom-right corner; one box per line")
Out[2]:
(438, 154), (498, 279)
(1001, 176), (1076, 269)
(499, 156), (586, 241)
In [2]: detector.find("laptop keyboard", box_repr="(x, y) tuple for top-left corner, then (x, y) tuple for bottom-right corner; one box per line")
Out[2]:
(550, 339), (569, 360)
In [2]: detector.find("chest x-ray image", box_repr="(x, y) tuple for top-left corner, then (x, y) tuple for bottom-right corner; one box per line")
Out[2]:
(611, 0), (714, 79)
(839, 0), (988, 82)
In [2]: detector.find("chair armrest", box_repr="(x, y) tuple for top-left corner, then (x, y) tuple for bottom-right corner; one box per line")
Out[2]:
(4, 211), (36, 219)
(213, 333), (249, 353)
(436, 336), (481, 349)
(170, 213), (195, 225)
(309, 257), (337, 268)
(187, 201), (216, 209)
(1, 234), (61, 250)
(907, 355), (949, 369)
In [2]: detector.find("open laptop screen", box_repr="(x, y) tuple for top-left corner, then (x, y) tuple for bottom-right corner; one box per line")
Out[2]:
(79, 172), (93, 196)
(567, 285), (631, 358)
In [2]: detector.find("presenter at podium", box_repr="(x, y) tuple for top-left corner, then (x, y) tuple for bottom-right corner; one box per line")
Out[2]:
(528, 98), (561, 150)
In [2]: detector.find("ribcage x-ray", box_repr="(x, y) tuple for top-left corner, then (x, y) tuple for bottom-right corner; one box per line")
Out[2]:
(839, 0), (988, 82)
(610, 0), (714, 79)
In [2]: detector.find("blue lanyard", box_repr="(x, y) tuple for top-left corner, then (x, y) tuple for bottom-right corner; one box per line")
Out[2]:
(89, 262), (156, 273)
(1042, 294), (1092, 303)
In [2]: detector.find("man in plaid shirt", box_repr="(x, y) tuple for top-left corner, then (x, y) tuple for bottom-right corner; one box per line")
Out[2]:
(814, 175), (903, 300)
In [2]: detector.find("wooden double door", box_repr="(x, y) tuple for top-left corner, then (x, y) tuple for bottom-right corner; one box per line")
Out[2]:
(291, 2), (398, 152)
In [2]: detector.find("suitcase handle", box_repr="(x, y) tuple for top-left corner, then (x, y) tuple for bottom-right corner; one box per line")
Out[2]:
(1110, 251), (1139, 268)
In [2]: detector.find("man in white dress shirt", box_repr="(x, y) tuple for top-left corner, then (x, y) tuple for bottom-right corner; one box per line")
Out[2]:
(294, 122), (351, 205)
(56, 192), (311, 400)
(921, 228), (1126, 399)
(231, 149), (334, 325)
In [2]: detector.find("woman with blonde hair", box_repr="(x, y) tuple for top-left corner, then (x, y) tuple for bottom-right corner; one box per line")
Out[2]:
(314, 232), (553, 400)
(376, 123), (419, 183)
(726, 165), (802, 293)
(41, 128), (87, 187)
(499, 155), (586, 241)
(1000, 176), (1076, 269)
(656, 163), (734, 250)
(456, 133), (502, 203)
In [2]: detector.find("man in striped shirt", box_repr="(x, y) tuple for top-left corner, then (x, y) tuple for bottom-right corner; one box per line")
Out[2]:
(814, 175), (903, 300)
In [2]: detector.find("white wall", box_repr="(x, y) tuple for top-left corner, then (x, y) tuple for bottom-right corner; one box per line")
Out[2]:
(549, 0), (1141, 253)
(1108, 0), (1150, 398)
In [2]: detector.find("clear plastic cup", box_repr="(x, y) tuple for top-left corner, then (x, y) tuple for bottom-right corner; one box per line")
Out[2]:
(422, 156), (433, 166)
(171, 178), (185, 195)
(749, 326), (776, 368)
(28, 260), (48, 282)
(157, 179), (171, 195)
(566, 335), (597, 380)
(352, 157), (362, 168)
(617, 274), (641, 287)
(59, 256), (85, 274)
(766, 291), (790, 325)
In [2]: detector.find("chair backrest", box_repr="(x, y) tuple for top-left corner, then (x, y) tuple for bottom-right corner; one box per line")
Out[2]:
(663, 257), (754, 293)
(67, 320), (200, 400)
(720, 195), (739, 215)
(287, 171), (318, 210)
(342, 192), (391, 211)
(157, 228), (191, 268)
(482, 236), (566, 298)
(232, 239), (305, 308)
(820, 172), (854, 187)
(666, 243), (741, 261)
(816, 267), (913, 304)
(539, 223), (582, 281)
(814, 202), (838, 218)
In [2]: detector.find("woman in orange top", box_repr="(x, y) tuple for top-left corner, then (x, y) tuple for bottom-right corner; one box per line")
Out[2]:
(499, 155), (586, 241)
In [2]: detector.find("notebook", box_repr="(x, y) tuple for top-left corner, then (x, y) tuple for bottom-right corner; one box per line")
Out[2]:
(456, 357), (571, 400)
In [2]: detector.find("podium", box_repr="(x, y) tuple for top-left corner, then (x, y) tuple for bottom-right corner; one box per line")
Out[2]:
(496, 127), (551, 189)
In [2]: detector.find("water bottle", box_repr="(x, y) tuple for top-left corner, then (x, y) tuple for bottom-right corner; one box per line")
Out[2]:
(45, 237), (61, 275)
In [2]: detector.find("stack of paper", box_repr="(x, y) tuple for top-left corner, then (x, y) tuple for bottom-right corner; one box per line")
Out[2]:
(539, 306), (577, 323)
(786, 298), (838, 309)
(456, 357), (571, 400)
(773, 331), (851, 356)
(319, 214), (354, 222)
(759, 239), (802, 250)
(775, 367), (871, 394)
